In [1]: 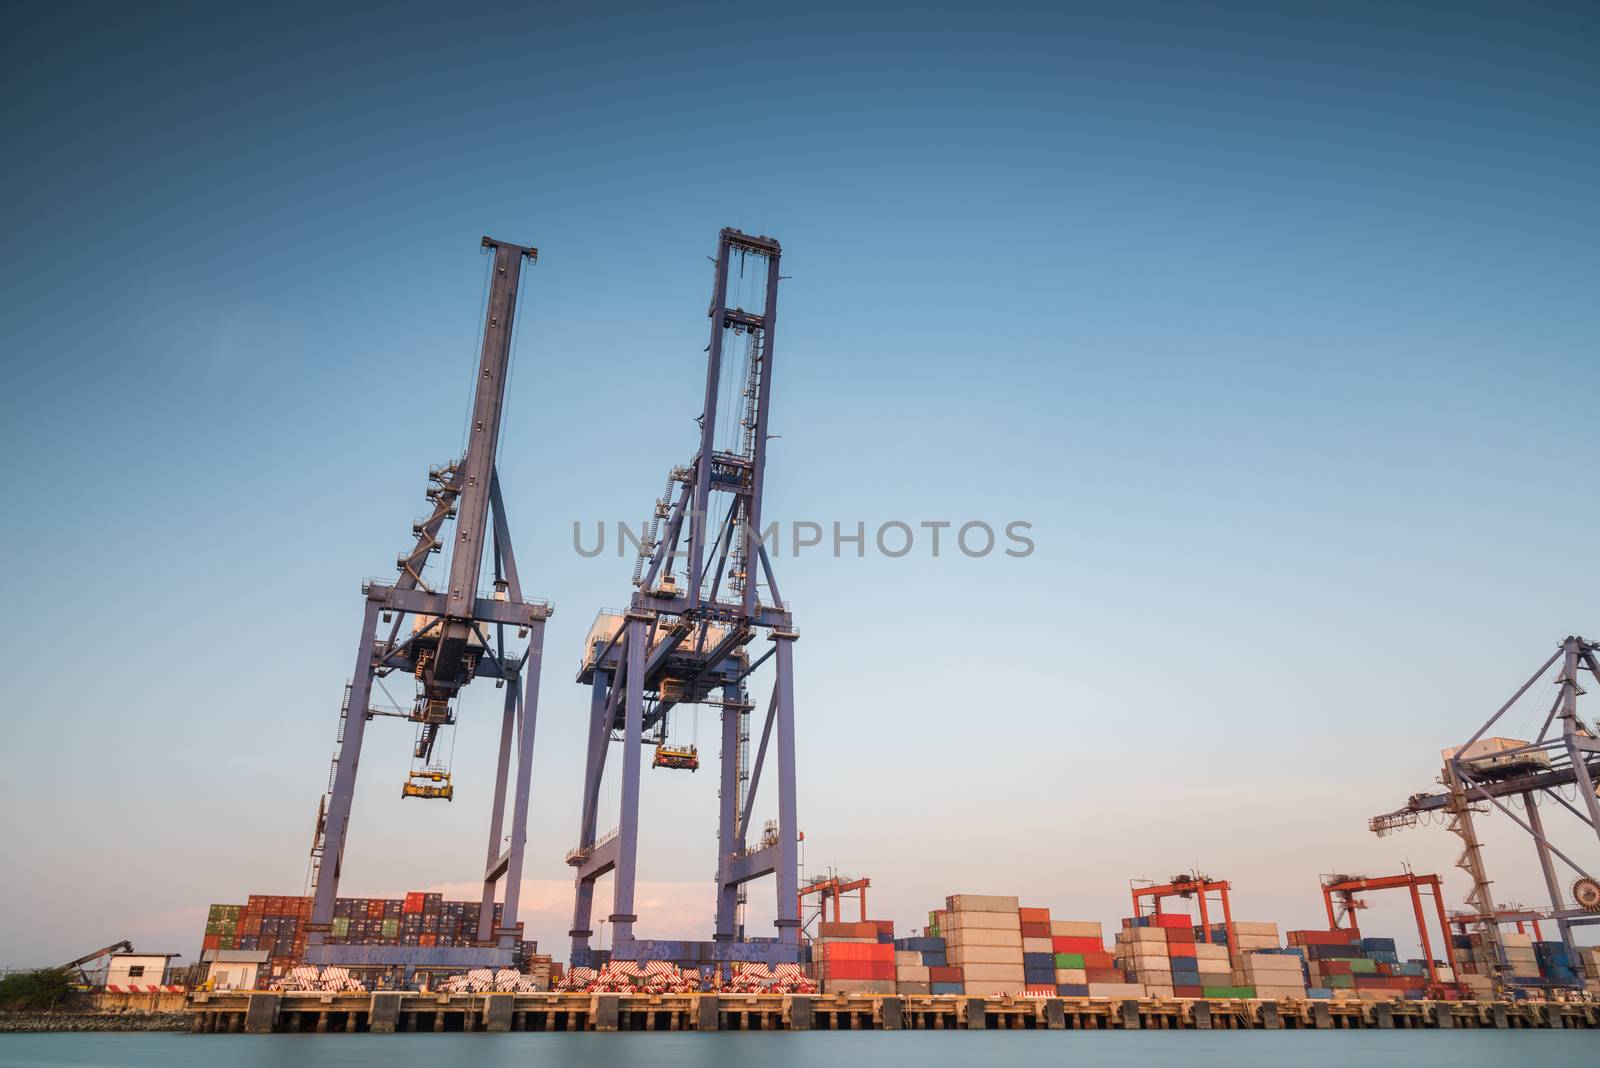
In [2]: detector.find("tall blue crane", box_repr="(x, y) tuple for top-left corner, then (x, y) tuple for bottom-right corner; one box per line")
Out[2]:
(567, 228), (801, 970)
(304, 237), (551, 970)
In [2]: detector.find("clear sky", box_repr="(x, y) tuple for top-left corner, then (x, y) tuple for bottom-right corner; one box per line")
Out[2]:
(2, 2), (1597, 968)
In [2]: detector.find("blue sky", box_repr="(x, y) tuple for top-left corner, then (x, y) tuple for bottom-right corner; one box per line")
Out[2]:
(2, 1), (1597, 967)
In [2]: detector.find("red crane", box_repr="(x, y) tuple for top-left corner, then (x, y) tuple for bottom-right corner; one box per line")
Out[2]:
(1131, 872), (1237, 961)
(1320, 871), (1459, 985)
(798, 873), (871, 930)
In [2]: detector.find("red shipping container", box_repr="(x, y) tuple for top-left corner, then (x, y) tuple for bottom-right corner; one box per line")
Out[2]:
(821, 961), (894, 981)
(1174, 985), (1203, 998)
(1164, 929), (1197, 944)
(1319, 960), (1352, 975)
(367, 900), (386, 919)
(1051, 936), (1104, 954)
(1020, 922), (1052, 939)
(929, 966), (963, 983)
(1081, 951), (1114, 969)
(403, 892), (426, 914)
(419, 933), (437, 947)
(1291, 930), (1359, 945)
(819, 942), (894, 962)
(202, 934), (220, 950)
(1025, 985), (1056, 996)
(870, 919), (896, 939)
(1018, 907), (1051, 924)
(1152, 915), (1192, 930)
(237, 916), (262, 937)
(818, 921), (878, 939)
(1085, 968), (1123, 983)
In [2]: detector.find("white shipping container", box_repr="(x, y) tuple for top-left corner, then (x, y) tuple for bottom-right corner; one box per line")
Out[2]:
(948, 945), (1026, 966)
(1245, 953), (1304, 972)
(1122, 946), (1172, 963)
(1022, 937), (1053, 954)
(943, 910), (1022, 932)
(944, 927), (1023, 948)
(898, 981), (931, 995)
(947, 894), (1020, 914)
(1050, 920), (1104, 939)
(896, 965), (930, 983)
(1054, 968), (1088, 985)
(1192, 944), (1230, 962)
(894, 951), (921, 966)
(1144, 984), (1175, 998)
(1116, 928), (1167, 944)
(1232, 921), (1280, 937)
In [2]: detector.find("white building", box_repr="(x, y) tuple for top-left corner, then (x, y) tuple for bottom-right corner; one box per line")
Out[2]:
(201, 949), (269, 990)
(105, 953), (178, 989)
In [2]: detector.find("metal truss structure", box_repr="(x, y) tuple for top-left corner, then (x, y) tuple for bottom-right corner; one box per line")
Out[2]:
(1320, 871), (1459, 984)
(566, 228), (800, 969)
(1370, 635), (1600, 989)
(305, 237), (551, 969)
(1132, 872), (1238, 962)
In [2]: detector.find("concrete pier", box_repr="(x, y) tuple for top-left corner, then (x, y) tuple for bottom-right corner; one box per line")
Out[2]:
(182, 991), (1599, 1033)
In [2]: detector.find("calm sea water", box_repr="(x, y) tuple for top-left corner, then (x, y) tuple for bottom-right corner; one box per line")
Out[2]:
(0, 1031), (1595, 1067)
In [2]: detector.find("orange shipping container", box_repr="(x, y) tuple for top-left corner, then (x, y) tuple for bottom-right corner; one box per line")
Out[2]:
(1018, 907), (1051, 924)
(819, 942), (894, 962)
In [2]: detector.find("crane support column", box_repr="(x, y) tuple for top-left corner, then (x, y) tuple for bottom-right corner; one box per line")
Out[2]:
(608, 616), (649, 944)
(309, 599), (382, 938)
(1408, 882), (1439, 984)
(774, 633), (801, 947)
(1523, 791), (1577, 959)
(714, 681), (743, 942)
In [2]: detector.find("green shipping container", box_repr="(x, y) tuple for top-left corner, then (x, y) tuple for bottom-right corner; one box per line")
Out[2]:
(1201, 986), (1255, 999)
(382, 918), (399, 939)
(1054, 953), (1085, 969)
(1325, 974), (1354, 988)
(1347, 958), (1377, 974)
(331, 918), (350, 937)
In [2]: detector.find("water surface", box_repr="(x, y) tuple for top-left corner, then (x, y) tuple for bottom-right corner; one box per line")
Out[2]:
(2, 1031), (1596, 1068)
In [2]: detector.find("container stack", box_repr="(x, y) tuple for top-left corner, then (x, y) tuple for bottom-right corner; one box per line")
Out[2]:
(1532, 941), (1581, 988)
(1199, 920), (1281, 953)
(892, 935), (947, 995)
(942, 894), (1025, 996)
(204, 891), (538, 988)
(1235, 949), (1306, 999)
(1112, 918), (1173, 996)
(1288, 929), (1428, 1000)
(1580, 946), (1600, 994)
(1021, 906), (1056, 995)
(812, 920), (895, 994)
(1044, 920), (1100, 996)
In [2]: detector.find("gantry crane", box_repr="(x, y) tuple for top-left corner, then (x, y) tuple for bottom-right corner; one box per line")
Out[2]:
(566, 228), (801, 969)
(303, 237), (552, 969)
(1369, 636), (1600, 990)
(1131, 872), (1237, 961)
(1320, 871), (1458, 985)
(799, 872), (871, 939)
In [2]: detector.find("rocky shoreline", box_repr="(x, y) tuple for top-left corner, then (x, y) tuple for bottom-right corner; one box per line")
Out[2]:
(0, 1010), (191, 1033)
